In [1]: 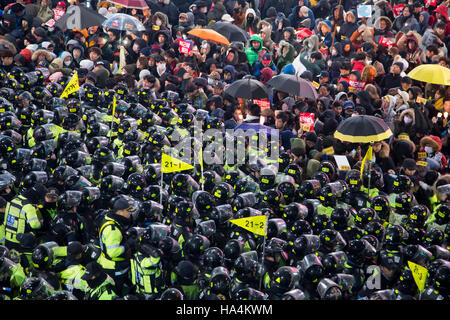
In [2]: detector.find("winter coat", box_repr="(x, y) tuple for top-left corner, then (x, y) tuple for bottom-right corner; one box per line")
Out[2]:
(288, 5), (315, 30)
(276, 40), (296, 72)
(245, 34), (264, 67)
(396, 31), (425, 70)
(375, 141), (396, 173)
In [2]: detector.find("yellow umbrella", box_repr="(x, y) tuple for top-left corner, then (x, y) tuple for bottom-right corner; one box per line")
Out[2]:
(187, 28), (230, 46)
(407, 64), (450, 86)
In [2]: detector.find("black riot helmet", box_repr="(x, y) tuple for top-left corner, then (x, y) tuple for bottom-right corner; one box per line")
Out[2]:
(362, 169), (384, 189)
(183, 234), (210, 260)
(407, 205), (430, 228)
(288, 219), (312, 241)
(434, 204), (450, 225)
(312, 171), (330, 187)
(345, 169), (362, 192)
(371, 195), (391, 221)
(270, 266), (300, 296)
(300, 253), (324, 283)
(392, 174), (412, 193)
(210, 266), (231, 295)
(283, 202), (308, 224)
(284, 163), (302, 185)
(202, 247), (225, 271)
(330, 207), (351, 231)
(296, 179), (321, 201)
(322, 251), (348, 275)
(319, 160), (337, 182)
(354, 208), (378, 229)
(394, 192), (415, 215)
(160, 288), (183, 300)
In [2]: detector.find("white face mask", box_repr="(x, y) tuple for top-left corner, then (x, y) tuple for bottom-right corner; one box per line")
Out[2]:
(155, 20), (162, 26)
(64, 59), (71, 66)
(403, 116), (412, 124)
(425, 146), (434, 154)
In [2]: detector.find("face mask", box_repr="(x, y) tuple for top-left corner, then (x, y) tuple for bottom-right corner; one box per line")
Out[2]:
(247, 16), (254, 23)
(331, 49), (337, 56)
(64, 60), (71, 66)
(425, 146), (434, 154)
(403, 116), (412, 124)
(155, 20), (162, 26)
(366, 59), (372, 64)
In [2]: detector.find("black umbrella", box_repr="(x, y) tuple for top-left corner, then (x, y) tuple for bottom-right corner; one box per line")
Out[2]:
(334, 115), (393, 144)
(224, 78), (269, 100)
(267, 74), (318, 99)
(55, 5), (106, 30)
(208, 22), (249, 43)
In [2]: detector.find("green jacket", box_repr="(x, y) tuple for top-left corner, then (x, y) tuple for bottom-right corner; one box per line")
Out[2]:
(245, 35), (264, 67)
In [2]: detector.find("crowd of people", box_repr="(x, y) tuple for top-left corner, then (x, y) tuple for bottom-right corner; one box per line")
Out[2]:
(0, 0), (449, 301)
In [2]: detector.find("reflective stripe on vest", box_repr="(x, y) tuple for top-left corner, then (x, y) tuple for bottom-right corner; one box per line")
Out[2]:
(4, 196), (28, 244)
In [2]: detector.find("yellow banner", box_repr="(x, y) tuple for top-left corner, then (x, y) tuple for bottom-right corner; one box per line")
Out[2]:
(229, 215), (268, 236)
(60, 72), (79, 99)
(161, 153), (194, 173)
(407, 261), (428, 292)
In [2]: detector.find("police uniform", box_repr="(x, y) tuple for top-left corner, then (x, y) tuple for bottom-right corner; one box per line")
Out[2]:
(98, 209), (132, 295)
(4, 194), (42, 250)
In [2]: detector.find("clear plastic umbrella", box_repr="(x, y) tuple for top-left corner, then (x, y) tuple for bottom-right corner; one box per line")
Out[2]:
(102, 13), (145, 32)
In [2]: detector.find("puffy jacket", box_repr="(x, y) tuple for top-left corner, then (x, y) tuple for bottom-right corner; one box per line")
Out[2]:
(245, 34), (264, 67)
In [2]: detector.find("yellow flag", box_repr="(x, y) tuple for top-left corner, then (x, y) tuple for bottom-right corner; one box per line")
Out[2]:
(161, 153), (194, 173)
(360, 145), (373, 179)
(112, 95), (117, 118)
(229, 215), (268, 236)
(407, 261), (428, 292)
(116, 46), (126, 75)
(60, 72), (79, 99)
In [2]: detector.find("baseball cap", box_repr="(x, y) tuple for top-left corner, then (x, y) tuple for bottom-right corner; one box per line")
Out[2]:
(262, 53), (271, 63)
(113, 197), (131, 213)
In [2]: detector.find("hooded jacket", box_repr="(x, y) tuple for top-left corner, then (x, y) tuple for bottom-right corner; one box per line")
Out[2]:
(339, 10), (358, 41)
(245, 34), (264, 67)
(317, 19), (332, 48)
(419, 11), (431, 35)
(243, 8), (260, 34)
(223, 65), (236, 84)
(276, 40), (297, 71)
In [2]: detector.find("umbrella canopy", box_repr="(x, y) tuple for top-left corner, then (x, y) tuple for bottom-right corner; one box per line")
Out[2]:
(407, 64), (450, 86)
(224, 78), (269, 100)
(334, 115), (393, 143)
(187, 28), (230, 46)
(208, 22), (249, 42)
(267, 74), (318, 99)
(55, 5), (106, 30)
(234, 122), (279, 138)
(102, 13), (145, 32)
(107, 0), (149, 9)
